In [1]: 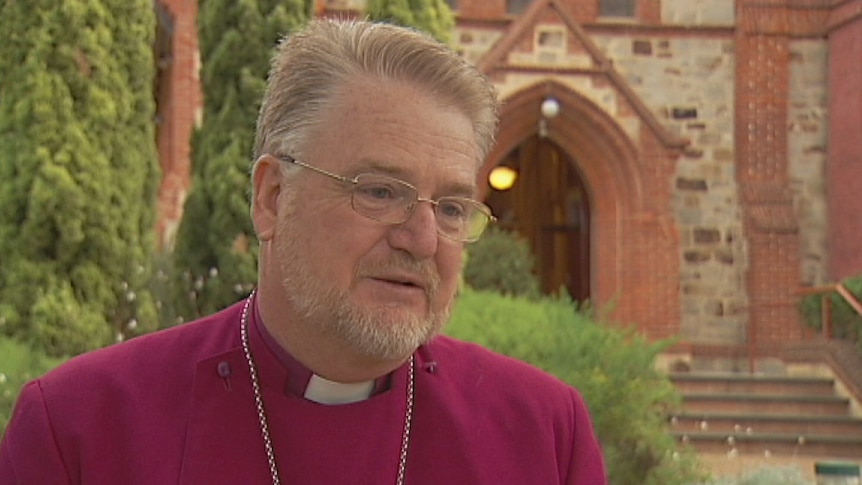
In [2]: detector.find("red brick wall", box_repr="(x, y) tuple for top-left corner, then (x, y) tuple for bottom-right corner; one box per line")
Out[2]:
(827, 10), (862, 281)
(637, 0), (661, 25)
(155, 0), (200, 250)
(456, 0), (506, 19)
(735, 2), (806, 343)
(622, 124), (683, 340)
(456, 0), (658, 24)
(559, 0), (598, 22)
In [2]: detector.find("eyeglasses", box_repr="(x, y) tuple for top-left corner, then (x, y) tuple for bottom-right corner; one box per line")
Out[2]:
(277, 155), (495, 243)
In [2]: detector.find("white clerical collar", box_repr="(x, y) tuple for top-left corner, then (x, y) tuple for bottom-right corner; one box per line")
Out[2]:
(304, 374), (375, 405)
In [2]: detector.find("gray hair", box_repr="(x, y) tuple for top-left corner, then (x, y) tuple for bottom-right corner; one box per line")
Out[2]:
(252, 19), (499, 171)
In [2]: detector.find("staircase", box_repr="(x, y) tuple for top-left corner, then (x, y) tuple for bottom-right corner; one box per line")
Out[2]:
(669, 372), (862, 459)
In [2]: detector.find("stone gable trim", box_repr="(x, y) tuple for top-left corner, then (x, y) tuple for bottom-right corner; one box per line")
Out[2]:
(475, 0), (689, 151)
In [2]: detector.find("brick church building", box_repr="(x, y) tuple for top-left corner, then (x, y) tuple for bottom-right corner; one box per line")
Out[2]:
(154, 0), (862, 366)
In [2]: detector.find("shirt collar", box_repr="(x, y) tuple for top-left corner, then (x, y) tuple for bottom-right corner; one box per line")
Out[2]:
(251, 297), (391, 400)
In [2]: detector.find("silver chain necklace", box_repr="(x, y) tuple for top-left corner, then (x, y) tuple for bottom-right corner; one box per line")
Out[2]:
(239, 292), (415, 485)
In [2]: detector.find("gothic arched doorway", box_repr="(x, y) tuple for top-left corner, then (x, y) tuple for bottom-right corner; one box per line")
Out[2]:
(485, 135), (591, 302)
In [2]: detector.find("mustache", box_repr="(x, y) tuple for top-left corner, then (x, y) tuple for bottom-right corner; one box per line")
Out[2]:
(355, 253), (441, 298)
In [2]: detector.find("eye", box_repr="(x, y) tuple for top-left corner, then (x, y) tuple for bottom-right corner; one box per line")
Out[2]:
(357, 183), (397, 200)
(437, 199), (468, 220)
(353, 174), (414, 202)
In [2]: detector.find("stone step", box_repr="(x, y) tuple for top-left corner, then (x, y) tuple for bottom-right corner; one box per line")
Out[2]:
(670, 413), (862, 437)
(668, 370), (862, 458)
(680, 393), (850, 416)
(669, 373), (837, 397)
(672, 431), (862, 459)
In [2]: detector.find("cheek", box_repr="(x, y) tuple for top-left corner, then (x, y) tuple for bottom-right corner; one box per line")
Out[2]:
(436, 245), (465, 290)
(314, 215), (386, 279)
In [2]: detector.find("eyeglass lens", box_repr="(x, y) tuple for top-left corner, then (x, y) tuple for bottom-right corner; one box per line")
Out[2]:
(350, 174), (489, 241)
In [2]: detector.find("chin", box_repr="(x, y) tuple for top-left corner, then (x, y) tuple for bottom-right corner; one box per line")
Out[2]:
(334, 304), (445, 361)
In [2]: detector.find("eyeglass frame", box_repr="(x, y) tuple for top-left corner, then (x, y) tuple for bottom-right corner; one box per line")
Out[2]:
(275, 155), (496, 243)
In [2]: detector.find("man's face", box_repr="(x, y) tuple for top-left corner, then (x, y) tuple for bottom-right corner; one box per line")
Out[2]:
(271, 77), (480, 361)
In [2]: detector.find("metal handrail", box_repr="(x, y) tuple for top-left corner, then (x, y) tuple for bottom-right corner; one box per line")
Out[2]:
(798, 283), (862, 339)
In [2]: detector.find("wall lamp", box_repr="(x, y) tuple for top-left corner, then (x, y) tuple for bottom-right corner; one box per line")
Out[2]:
(538, 97), (560, 138)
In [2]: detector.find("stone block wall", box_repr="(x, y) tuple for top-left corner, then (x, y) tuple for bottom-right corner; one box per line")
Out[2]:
(661, 0), (734, 26)
(594, 32), (747, 343)
(787, 40), (829, 285)
(455, 26), (504, 64)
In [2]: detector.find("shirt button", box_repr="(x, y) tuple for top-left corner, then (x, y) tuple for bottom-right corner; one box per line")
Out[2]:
(217, 361), (232, 378)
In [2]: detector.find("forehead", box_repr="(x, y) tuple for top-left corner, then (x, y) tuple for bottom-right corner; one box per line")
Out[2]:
(301, 77), (481, 194)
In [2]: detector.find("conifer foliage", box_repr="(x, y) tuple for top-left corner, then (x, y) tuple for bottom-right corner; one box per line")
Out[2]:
(171, 1), (310, 320)
(0, 0), (160, 356)
(366, 0), (455, 44)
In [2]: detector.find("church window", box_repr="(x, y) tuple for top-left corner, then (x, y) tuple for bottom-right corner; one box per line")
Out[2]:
(507, 0), (531, 15)
(599, 0), (635, 18)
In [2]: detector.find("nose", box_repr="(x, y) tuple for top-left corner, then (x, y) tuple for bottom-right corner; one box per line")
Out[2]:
(386, 199), (439, 258)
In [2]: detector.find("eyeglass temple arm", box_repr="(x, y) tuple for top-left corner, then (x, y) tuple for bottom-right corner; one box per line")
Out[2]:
(277, 155), (355, 184)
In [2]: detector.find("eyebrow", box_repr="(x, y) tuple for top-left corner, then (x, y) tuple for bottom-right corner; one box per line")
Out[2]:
(349, 160), (409, 179)
(352, 159), (478, 198)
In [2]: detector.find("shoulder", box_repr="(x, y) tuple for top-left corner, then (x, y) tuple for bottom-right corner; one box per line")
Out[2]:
(424, 335), (567, 383)
(2, 303), (249, 483)
(416, 335), (603, 475)
(37, 301), (245, 403)
(420, 335), (582, 408)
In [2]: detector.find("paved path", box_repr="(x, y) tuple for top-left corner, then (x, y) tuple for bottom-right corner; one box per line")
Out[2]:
(699, 452), (861, 483)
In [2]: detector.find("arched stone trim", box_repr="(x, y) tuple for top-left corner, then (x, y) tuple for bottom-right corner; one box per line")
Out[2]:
(479, 80), (644, 310)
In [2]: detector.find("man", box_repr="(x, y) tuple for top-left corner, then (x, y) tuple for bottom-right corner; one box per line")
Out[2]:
(0, 19), (606, 484)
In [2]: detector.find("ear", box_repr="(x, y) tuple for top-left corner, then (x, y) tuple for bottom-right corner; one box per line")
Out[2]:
(252, 155), (282, 241)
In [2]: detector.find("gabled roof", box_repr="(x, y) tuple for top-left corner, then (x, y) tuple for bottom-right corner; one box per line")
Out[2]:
(476, 0), (689, 149)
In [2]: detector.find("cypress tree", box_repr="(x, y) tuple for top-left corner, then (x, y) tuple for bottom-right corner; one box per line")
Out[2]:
(366, 0), (455, 44)
(171, 1), (310, 320)
(0, 0), (160, 356)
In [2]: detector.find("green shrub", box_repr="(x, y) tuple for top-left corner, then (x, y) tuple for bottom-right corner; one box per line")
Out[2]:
(0, 337), (65, 437)
(171, 0), (308, 320)
(463, 227), (541, 299)
(799, 274), (862, 351)
(447, 289), (703, 485)
(0, 0), (160, 357)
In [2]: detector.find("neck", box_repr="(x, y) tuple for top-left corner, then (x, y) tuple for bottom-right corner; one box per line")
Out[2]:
(256, 285), (412, 383)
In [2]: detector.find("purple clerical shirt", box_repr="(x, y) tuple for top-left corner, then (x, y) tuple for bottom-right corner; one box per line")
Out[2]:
(0, 300), (607, 484)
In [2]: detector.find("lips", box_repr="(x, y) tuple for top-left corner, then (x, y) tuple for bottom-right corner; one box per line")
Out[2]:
(355, 256), (441, 298)
(371, 272), (426, 291)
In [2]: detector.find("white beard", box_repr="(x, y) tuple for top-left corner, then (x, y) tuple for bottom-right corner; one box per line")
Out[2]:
(273, 201), (450, 361)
